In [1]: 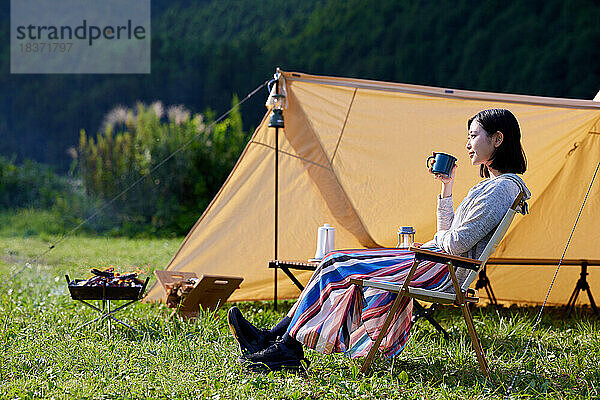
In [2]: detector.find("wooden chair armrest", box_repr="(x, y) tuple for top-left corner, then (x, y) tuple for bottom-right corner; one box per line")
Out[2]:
(408, 246), (482, 271)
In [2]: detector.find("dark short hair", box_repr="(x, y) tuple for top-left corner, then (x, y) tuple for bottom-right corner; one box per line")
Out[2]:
(468, 108), (527, 178)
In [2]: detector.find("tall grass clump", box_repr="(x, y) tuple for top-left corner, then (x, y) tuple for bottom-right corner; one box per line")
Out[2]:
(75, 97), (247, 237)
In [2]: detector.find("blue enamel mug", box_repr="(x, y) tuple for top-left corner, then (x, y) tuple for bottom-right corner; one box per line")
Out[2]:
(426, 152), (457, 177)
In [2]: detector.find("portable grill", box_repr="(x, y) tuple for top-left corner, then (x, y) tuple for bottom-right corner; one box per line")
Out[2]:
(65, 273), (149, 335)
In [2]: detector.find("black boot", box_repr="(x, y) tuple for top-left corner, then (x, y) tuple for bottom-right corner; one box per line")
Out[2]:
(227, 306), (276, 354)
(270, 316), (291, 337)
(239, 334), (308, 372)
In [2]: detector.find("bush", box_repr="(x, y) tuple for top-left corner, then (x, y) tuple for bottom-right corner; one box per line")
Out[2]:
(0, 156), (77, 210)
(76, 98), (248, 236)
(0, 209), (70, 238)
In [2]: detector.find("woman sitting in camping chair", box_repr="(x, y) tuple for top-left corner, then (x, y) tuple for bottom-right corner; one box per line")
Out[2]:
(228, 108), (531, 371)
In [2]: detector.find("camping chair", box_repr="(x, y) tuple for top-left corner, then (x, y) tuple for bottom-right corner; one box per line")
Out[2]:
(350, 191), (526, 377)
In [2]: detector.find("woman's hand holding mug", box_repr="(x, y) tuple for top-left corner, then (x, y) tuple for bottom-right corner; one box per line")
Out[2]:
(427, 152), (457, 197)
(431, 164), (457, 184)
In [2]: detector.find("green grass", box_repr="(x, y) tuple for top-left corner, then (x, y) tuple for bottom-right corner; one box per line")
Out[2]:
(1, 232), (599, 399)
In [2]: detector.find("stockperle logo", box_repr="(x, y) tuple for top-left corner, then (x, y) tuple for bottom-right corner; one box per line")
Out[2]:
(11, 0), (150, 74)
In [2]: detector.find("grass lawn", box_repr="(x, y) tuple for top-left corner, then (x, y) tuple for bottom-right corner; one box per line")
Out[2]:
(0, 233), (599, 399)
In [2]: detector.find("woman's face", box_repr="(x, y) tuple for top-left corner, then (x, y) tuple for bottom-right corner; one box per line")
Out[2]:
(466, 119), (497, 166)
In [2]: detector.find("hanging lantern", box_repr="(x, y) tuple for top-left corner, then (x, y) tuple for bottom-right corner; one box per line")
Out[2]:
(268, 94), (286, 128)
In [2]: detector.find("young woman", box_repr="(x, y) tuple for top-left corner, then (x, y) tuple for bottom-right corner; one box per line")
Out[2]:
(228, 108), (530, 370)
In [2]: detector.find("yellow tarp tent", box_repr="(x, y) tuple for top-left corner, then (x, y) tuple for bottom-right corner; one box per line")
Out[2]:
(146, 70), (600, 305)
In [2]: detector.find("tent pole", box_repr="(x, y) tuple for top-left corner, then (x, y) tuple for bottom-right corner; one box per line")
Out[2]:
(274, 124), (279, 310)
(268, 70), (284, 310)
(274, 79), (279, 311)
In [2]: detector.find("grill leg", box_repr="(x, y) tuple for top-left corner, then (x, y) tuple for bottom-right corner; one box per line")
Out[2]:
(74, 298), (140, 334)
(107, 301), (112, 337)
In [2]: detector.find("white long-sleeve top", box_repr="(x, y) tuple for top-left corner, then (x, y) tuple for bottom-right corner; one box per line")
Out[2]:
(422, 173), (531, 289)
(433, 173), (530, 259)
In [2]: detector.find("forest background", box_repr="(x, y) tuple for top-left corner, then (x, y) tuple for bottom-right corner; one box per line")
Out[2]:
(1, 0), (599, 237)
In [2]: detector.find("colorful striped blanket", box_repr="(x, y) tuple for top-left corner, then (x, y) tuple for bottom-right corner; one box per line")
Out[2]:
(286, 246), (451, 358)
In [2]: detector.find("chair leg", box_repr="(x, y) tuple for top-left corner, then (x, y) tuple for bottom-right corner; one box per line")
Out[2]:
(360, 292), (405, 374)
(359, 259), (421, 374)
(447, 261), (490, 377)
(461, 303), (490, 377)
